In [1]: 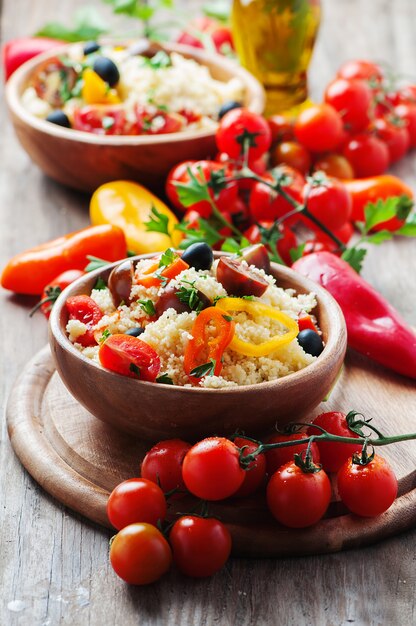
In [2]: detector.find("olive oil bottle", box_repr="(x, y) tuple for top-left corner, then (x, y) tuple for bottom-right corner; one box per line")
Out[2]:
(231, 0), (321, 115)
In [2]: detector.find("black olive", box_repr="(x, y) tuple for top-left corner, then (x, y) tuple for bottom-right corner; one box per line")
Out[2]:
(181, 243), (213, 271)
(46, 111), (71, 128)
(125, 327), (145, 337)
(297, 329), (324, 357)
(93, 57), (120, 87)
(218, 101), (242, 120)
(83, 41), (101, 55)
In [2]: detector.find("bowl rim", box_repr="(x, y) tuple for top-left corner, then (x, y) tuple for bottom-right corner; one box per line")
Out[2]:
(49, 252), (347, 395)
(6, 39), (266, 146)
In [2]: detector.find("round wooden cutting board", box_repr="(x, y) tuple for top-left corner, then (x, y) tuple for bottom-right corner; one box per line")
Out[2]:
(6, 345), (416, 557)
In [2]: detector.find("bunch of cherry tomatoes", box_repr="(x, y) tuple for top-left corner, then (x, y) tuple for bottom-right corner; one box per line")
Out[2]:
(166, 59), (416, 262)
(107, 410), (398, 586)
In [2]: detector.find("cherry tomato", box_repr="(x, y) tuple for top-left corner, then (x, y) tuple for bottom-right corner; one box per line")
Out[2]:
(325, 78), (372, 133)
(216, 256), (269, 297)
(337, 455), (398, 517)
(36, 269), (84, 319)
(314, 154), (354, 179)
(303, 176), (352, 231)
(169, 516), (232, 577)
(268, 113), (295, 144)
(394, 103), (416, 147)
(343, 175), (413, 231)
(182, 437), (245, 500)
(301, 239), (338, 256)
(32, 57), (77, 108)
(216, 108), (272, 161)
(265, 433), (320, 476)
(271, 141), (311, 174)
(343, 134), (389, 177)
(107, 478), (167, 531)
(66, 294), (103, 347)
(337, 59), (383, 84)
(135, 106), (184, 135)
(249, 167), (305, 224)
(307, 412), (362, 473)
(182, 209), (202, 230)
(266, 462), (331, 528)
(165, 160), (196, 210)
(394, 84), (416, 106)
(73, 105), (127, 135)
(294, 103), (344, 153)
(316, 221), (354, 247)
(233, 437), (266, 497)
(243, 222), (297, 266)
(373, 117), (410, 163)
(297, 313), (318, 333)
(110, 523), (172, 585)
(176, 17), (234, 54)
(140, 439), (191, 494)
(99, 334), (161, 382)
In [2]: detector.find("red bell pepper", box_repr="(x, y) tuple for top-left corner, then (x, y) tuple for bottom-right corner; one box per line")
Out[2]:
(3, 37), (63, 81)
(292, 251), (416, 379)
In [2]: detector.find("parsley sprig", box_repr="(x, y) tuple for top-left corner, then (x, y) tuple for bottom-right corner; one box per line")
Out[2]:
(138, 299), (156, 316)
(176, 279), (205, 312)
(189, 358), (217, 378)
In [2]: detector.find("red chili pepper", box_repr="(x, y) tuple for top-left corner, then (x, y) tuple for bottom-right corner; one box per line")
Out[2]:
(293, 251), (416, 379)
(3, 37), (62, 81)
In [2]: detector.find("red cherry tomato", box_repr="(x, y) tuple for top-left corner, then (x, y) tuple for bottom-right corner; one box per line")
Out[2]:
(37, 269), (84, 319)
(268, 113), (295, 144)
(325, 78), (372, 133)
(373, 117), (410, 163)
(98, 334), (161, 382)
(243, 222), (297, 266)
(337, 455), (398, 517)
(307, 412), (362, 473)
(394, 103), (416, 147)
(271, 141), (311, 174)
(182, 437), (245, 500)
(314, 153), (354, 179)
(107, 478), (167, 531)
(343, 134), (389, 177)
(233, 437), (266, 497)
(337, 59), (383, 84)
(73, 106), (127, 135)
(249, 167), (305, 224)
(266, 462), (331, 528)
(110, 523), (172, 585)
(302, 239), (338, 256)
(316, 221), (354, 247)
(216, 108), (272, 161)
(169, 516), (232, 577)
(140, 439), (191, 494)
(294, 104), (344, 153)
(303, 176), (352, 231)
(394, 84), (416, 106)
(165, 161), (196, 210)
(66, 294), (103, 347)
(265, 433), (320, 476)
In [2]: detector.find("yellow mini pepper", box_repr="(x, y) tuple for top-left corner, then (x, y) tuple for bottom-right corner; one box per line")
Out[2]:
(216, 297), (299, 357)
(90, 180), (182, 254)
(82, 68), (121, 105)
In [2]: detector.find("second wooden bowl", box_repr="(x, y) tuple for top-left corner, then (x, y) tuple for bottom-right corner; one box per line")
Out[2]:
(49, 254), (347, 441)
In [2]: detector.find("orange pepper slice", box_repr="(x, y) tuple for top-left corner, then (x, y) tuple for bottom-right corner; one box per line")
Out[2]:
(184, 307), (235, 384)
(160, 257), (189, 280)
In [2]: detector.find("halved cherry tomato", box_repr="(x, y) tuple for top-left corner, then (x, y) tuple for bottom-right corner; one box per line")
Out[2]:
(73, 105), (127, 135)
(265, 433), (320, 476)
(35, 269), (84, 319)
(243, 222), (297, 266)
(216, 108), (272, 161)
(297, 313), (318, 333)
(294, 104), (344, 152)
(99, 334), (161, 382)
(108, 259), (134, 307)
(182, 437), (245, 500)
(233, 437), (266, 497)
(110, 523), (172, 585)
(307, 412), (361, 473)
(31, 57), (77, 107)
(169, 516), (232, 577)
(66, 295), (103, 347)
(324, 78), (372, 133)
(216, 256), (268, 297)
(343, 134), (389, 178)
(140, 439), (191, 494)
(107, 478), (167, 531)
(183, 307), (235, 382)
(271, 141), (311, 175)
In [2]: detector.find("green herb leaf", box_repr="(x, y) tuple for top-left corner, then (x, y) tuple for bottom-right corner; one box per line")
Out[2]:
(85, 256), (110, 272)
(189, 358), (216, 378)
(289, 243), (305, 262)
(363, 230), (394, 245)
(176, 280), (204, 312)
(138, 299), (156, 316)
(176, 218), (221, 249)
(203, 0), (230, 22)
(36, 6), (109, 42)
(364, 196), (413, 232)
(213, 295), (226, 305)
(221, 238), (242, 254)
(341, 247), (367, 273)
(397, 213), (416, 236)
(156, 373), (174, 385)
(145, 206), (171, 236)
(129, 362), (141, 378)
(174, 166), (211, 207)
(102, 116), (115, 130)
(127, 249), (137, 257)
(159, 248), (177, 268)
(94, 277), (107, 290)
(241, 295), (254, 300)
(222, 314), (233, 322)
(99, 329), (111, 344)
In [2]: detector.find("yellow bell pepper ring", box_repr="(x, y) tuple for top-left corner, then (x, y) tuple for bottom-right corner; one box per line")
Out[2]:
(90, 180), (182, 254)
(82, 68), (121, 105)
(216, 297), (299, 357)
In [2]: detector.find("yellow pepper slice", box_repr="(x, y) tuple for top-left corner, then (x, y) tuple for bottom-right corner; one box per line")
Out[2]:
(82, 68), (121, 105)
(217, 297), (299, 357)
(90, 180), (182, 254)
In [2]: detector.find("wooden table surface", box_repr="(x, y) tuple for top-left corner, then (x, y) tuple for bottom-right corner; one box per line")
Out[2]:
(1, 1), (415, 624)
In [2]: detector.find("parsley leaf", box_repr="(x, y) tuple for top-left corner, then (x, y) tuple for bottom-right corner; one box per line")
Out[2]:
(189, 358), (216, 378)
(341, 247), (367, 273)
(174, 166), (211, 207)
(159, 248), (177, 268)
(94, 277), (107, 290)
(176, 218), (221, 249)
(99, 329), (111, 344)
(364, 195), (413, 231)
(138, 299), (156, 316)
(145, 206), (171, 236)
(129, 363), (141, 378)
(156, 373), (174, 385)
(222, 314), (233, 322)
(176, 280), (204, 311)
(397, 213), (416, 236)
(36, 6), (108, 42)
(289, 243), (306, 263)
(85, 256), (110, 272)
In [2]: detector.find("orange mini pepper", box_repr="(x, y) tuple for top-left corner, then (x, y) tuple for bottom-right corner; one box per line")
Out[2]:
(1, 224), (127, 295)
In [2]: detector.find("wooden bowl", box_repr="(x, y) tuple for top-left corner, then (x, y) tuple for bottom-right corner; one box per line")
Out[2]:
(49, 254), (347, 441)
(6, 41), (265, 193)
